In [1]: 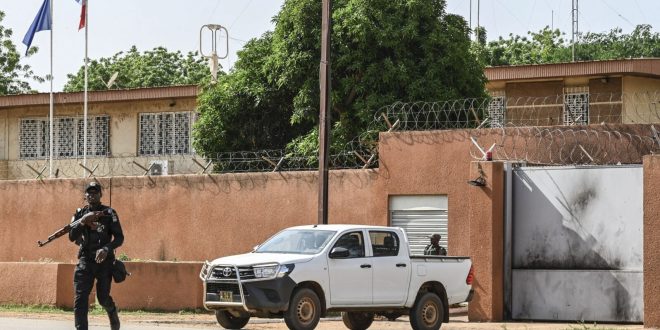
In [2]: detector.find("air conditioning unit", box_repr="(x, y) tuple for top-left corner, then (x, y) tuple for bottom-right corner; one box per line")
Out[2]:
(148, 160), (169, 176)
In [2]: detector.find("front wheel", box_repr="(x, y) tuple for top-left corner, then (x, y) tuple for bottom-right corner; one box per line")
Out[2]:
(284, 288), (321, 330)
(342, 311), (374, 330)
(215, 310), (250, 329)
(409, 292), (444, 330)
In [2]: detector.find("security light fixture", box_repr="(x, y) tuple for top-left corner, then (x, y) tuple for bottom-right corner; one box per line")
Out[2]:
(467, 176), (486, 187)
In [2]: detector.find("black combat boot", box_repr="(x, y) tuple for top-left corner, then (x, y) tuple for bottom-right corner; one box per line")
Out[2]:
(107, 306), (120, 330)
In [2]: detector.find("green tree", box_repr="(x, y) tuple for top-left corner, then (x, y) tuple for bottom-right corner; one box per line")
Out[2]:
(0, 10), (44, 95)
(577, 24), (660, 60)
(64, 46), (210, 92)
(194, 0), (486, 158)
(482, 24), (660, 66)
(194, 34), (309, 154)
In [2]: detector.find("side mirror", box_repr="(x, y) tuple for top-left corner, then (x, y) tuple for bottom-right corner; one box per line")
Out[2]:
(329, 247), (350, 258)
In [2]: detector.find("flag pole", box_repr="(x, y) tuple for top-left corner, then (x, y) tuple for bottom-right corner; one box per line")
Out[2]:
(48, 0), (54, 178)
(83, 0), (88, 172)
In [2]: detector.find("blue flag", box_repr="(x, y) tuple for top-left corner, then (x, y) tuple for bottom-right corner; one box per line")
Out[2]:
(22, 0), (52, 56)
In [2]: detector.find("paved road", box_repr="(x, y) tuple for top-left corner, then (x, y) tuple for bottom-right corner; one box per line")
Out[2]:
(0, 315), (644, 330)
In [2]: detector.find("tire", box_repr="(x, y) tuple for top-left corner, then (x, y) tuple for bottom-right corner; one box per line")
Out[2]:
(409, 292), (444, 330)
(215, 310), (250, 329)
(342, 311), (375, 330)
(284, 288), (321, 330)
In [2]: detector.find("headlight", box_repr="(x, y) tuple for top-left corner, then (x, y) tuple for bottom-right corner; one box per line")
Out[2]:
(253, 264), (295, 279)
(254, 264), (279, 278)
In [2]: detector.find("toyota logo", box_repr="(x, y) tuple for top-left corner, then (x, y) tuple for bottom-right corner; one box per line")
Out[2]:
(222, 267), (233, 277)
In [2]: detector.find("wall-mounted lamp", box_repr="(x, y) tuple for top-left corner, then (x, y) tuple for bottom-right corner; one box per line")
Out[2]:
(467, 176), (486, 187)
(600, 77), (609, 84)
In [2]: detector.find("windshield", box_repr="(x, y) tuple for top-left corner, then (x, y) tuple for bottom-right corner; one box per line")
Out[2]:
(255, 229), (336, 254)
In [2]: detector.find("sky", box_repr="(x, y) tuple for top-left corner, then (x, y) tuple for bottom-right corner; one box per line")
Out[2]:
(2, 0), (659, 93)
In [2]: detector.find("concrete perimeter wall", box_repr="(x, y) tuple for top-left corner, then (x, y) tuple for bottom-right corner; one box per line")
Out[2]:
(0, 262), (202, 311)
(0, 127), (657, 324)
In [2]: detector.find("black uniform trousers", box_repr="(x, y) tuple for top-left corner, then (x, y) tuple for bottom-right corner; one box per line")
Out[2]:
(73, 256), (116, 330)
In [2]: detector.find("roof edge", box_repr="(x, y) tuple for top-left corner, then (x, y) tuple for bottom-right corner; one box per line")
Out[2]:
(485, 58), (660, 82)
(0, 85), (199, 109)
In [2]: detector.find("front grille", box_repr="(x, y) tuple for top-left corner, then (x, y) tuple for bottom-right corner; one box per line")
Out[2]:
(210, 266), (255, 280)
(206, 282), (249, 303)
(206, 282), (244, 295)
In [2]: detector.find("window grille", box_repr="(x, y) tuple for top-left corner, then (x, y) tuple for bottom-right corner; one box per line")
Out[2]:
(488, 96), (506, 128)
(77, 116), (110, 157)
(139, 112), (191, 156)
(20, 119), (49, 159)
(563, 87), (589, 125)
(19, 116), (109, 159)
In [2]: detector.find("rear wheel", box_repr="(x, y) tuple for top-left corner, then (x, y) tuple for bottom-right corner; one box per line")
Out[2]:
(284, 288), (321, 330)
(215, 310), (250, 329)
(342, 311), (374, 330)
(409, 292), (444, 330)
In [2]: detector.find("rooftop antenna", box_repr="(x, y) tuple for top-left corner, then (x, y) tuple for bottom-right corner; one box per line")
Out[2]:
(199, 24), (229, 83)
(571, 0), (579, 62)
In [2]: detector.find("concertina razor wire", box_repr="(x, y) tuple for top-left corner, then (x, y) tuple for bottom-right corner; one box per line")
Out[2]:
(3, 91), (660, 180)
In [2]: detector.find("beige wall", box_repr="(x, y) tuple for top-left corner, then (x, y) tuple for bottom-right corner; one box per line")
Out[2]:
(0, 97), (196, 179)
(3, 97), (196, 161)
(622, 76), (660, 124)
(486, 75), (660, 126)
(4, 156), (201, 180)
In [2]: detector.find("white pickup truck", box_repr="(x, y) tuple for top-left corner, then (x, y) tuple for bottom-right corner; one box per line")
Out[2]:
(199, 224), (474, 330)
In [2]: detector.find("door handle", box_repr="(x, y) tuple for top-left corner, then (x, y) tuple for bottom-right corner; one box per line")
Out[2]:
(396, 263), (407, 267)
(360, 264), (372, 268)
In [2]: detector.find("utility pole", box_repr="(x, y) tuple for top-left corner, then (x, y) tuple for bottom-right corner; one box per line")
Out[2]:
(318, 0), (332, 225)
(572, 0), (579, 62)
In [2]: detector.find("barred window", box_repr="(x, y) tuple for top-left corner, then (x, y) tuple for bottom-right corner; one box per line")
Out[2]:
(78, 116), (111, 157)
(564, 87), (589, 125)
(488, 96), (506, 128)
(19, 116), (109, 159)
(139, 112), (191, 156)
(20, 119), (49, 159)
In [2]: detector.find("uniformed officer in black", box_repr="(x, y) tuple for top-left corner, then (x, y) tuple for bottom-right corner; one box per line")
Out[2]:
(69, 182), (124, 330)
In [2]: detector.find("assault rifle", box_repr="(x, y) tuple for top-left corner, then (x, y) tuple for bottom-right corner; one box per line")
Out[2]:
(37, 211), (107, 247)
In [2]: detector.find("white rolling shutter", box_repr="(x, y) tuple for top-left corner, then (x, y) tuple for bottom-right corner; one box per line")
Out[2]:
(389, 196), (448, 256)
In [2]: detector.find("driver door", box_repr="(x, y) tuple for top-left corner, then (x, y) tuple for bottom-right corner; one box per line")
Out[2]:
(327, 230), (372, 305)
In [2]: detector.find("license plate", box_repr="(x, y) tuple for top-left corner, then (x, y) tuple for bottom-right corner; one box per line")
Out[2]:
(219, 291), (233, 302)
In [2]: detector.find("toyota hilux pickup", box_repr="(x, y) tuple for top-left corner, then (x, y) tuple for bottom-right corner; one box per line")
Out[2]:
(199, 224), (474, 330)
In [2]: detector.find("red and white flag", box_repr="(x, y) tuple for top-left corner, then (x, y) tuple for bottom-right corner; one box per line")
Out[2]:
(75, 0), (87, 29)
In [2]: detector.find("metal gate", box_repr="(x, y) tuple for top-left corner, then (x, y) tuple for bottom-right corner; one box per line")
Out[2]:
(506, 165), (643, 322)
(389, 195), (448, 255)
